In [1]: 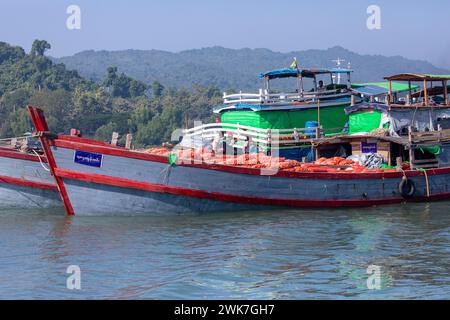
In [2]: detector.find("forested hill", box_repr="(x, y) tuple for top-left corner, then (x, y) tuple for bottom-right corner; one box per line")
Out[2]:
(0, 40), (222, 146)
(54, 46), (449, 91)
(1, 40), (448, 147)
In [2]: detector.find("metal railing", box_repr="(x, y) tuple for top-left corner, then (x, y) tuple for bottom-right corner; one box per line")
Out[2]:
(222, 89), (350, 105)
(182, 123), (324, 148)
(0, 136), (28, 148)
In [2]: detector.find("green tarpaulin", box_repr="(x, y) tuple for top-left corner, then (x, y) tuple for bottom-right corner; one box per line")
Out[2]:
(348, 110), (382, 135)
(220, 105), (349, 133)
(418, 145), (441, 155)
(168, 152), (178, 165)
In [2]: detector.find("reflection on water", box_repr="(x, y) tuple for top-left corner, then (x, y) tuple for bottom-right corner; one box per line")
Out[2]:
(0, 202), (449, 299)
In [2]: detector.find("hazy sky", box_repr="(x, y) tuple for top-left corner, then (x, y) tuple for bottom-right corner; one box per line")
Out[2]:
(1, 0), (449, 68)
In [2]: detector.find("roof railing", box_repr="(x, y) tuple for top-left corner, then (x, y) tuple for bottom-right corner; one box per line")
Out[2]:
(222, 88), (349, 105)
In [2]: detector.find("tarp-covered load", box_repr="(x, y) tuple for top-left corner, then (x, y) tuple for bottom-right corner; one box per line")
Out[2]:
(389, 108), (450, 134)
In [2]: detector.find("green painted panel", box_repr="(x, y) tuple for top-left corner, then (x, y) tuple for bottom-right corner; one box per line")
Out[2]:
(348, 110), (382, 135)
(221, 105), (349, 133)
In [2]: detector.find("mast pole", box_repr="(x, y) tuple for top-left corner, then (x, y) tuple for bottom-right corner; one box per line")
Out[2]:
(300, 76), (304, 97)
(408, 81), (412, 105)
(423, 79), (428, 106)
(317, 99), (321, 128)
(388, 80), (392, 105)
(264, 76), (269, 94)
(444, 80), (448, 105)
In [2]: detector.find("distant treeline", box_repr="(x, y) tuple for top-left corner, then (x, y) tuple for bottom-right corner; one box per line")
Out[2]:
(0, 40), (223, 147)
(53, 46), (450, 91)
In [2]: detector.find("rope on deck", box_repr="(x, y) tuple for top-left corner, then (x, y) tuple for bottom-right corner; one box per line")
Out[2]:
(32, 149), (50, 172)
(417, 168), (431, 197)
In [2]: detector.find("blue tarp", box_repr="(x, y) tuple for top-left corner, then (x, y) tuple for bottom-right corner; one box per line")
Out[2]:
(259, 68), (353, 80)
(259, 69), (300, 79)
(350, 85), (391, 97)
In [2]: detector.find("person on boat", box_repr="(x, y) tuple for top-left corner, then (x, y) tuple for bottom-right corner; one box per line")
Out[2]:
(317, 80), (326, 92)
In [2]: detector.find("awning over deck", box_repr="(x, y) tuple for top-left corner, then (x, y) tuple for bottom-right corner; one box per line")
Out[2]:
(384, 74), (450, 82)
(351, 82), (419, 97)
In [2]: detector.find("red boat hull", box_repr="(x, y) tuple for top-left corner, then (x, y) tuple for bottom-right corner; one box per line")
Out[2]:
(27, 106), (450, 216)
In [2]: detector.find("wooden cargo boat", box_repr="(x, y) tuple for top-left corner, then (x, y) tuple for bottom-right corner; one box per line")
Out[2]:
(0, 138), (60, 209)
(27, 71), (450, 216)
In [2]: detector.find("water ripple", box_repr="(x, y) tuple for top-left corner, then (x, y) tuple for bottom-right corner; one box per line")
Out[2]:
(0, 202), (449, 299)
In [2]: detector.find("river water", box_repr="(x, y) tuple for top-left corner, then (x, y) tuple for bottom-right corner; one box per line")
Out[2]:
(0, 202), (449, 299)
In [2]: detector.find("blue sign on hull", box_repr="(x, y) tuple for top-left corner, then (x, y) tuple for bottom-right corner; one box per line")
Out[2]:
(74, 150), (103, 168)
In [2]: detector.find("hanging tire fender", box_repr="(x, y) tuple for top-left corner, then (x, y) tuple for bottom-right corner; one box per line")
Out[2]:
(398, 176), (415, 198)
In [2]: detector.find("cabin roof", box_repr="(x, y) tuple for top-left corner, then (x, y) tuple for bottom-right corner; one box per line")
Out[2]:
(259, 68), (353, 80)
(384, 73), (450, 82)
(351, 82), (419, 97)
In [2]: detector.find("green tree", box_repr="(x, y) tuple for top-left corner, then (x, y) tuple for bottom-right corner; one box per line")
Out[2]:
(0, 42), (25, 64)
(28, 89), (72, 132)
(102, 66), (147, 98)
(9, 108), (32, 136)
(0, 88), (32, 114)
(151, 81), (164, 98)
(102, 66), (118, 88)
(94, 122), (118, 142)
(30, 40), (51, 56)
(129, 79), (147, 97)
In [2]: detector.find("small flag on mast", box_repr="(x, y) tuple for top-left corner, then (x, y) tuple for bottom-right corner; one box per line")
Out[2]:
(290, 57), (298, 70)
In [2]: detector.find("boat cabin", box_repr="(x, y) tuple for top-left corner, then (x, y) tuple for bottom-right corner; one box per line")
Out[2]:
(313, 74), (450, 169)
(212, 66), (359, 140)
(259, 67), (353, 97)
(219, 67), (353, 109)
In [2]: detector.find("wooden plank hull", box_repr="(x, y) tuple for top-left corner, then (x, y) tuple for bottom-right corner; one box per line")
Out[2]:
(0, 183), (61, 209)
(0, 148), (61, 209)
(45, 138), (450, 216)
(25, 107), (450, 216)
